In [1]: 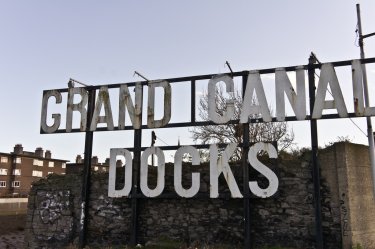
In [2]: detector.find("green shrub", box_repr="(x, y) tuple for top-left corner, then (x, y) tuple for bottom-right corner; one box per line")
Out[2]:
(352, 243), (364, 249)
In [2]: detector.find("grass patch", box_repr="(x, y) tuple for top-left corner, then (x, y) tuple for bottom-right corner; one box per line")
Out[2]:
(65, 238), (297, 249)
(258, 247), (294, 249)
(352, 244), (364, 249)
(0, 209), (27, 216)
(65, 239), (242, 249)
(0, 214), (26, 235)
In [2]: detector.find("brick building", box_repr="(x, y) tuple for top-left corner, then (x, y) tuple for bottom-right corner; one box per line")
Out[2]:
(66, 155), (109, 174)
(0, 144), (68, 197)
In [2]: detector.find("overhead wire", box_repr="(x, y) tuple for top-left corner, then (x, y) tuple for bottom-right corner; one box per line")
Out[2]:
(313, 72), (367, 137)
(155, 135), (170, 146)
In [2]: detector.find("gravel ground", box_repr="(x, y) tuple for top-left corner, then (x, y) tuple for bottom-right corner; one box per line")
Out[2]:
(0, 231), (24, 248)
(0, 214), (26, 248)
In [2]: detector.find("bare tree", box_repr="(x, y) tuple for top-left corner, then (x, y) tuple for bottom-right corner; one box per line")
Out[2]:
(191, 86), (294, 161)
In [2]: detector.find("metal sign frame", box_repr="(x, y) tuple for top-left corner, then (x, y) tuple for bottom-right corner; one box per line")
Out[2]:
(40, 57), (375, 249)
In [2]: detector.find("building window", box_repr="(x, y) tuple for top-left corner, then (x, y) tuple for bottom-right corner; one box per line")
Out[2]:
(62, 163), (66, 169)
(33, 159), (43, 166)
(12, 169), (21, 175)
(14, 157), (21, 164)
(1, 157), (8, 163)
(102, 167), (107, 172)
(94, 166), (98, 171)
(32, 170), (43, 177)
(48, 172), (53, 175)
(12, 181), (20, 187)
(0, 168), (8, 175)
(0, 181), (6, 187)
(48, 162), (54, 167)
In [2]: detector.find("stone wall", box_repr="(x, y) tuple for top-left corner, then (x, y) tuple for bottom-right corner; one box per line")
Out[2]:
(24, 142), (375, 248)
(24, 174), (82, 248)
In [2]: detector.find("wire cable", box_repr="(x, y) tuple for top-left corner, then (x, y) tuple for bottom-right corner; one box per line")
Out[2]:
(313, 73), (367, 137)
(155, 135), (170, 146)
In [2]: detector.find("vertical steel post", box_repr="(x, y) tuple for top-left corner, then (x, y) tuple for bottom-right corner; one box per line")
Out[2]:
(308, 55), (324, 249)
(79, 87), (96, 248)
(191, 80), (196, 123)
(130, 127), (142, 245)
(356, 4), (375, 199)
(242, 74), (251, 249)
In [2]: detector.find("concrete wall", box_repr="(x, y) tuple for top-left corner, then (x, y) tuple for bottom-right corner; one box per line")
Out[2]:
(24, 142), (375, 248)
(320, 142), (375, 249)
(0, 198), (28, 215)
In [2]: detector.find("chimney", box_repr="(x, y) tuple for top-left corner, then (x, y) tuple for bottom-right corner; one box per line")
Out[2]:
(45, 150), (51, 159)
(92, 156), (98, 165)
(116, 159), (123, 168)
(13, 144), (23, 154)
(76, 155), (83, 163)
(35, 147), (44, 158)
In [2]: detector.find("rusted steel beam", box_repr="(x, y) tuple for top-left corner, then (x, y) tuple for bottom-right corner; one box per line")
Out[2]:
(79, 88), (95, 248)
(44, 57), (375, 92)
(242, 74), (251, 249)
(130, 128), (142, 245)
(308, 54), (324, 249)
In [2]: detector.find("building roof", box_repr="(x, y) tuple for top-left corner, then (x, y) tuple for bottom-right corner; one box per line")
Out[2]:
(0, 145), (69, 162)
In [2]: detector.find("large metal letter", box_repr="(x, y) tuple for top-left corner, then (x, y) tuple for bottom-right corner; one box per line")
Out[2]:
(90, 86), (114, 131)
(275, 67), (306, 121)
(352, 60), (375, 116)
(140, 147), (165, 197)
(66, 88), (88, 132)
(210, 143), (242, 198)
(352, 60), (365, 115)
(147, 81), (171, 128)
(312, 63), (348, 119)
(41, 90), (62, 133)
(248, 142), (278, 198)
(119, 83), (143, 129)
(240, 71), (271, 123)
(174, 146), (200, 198)
(108, 148), (133, 198)
(207, 75), (235, 124)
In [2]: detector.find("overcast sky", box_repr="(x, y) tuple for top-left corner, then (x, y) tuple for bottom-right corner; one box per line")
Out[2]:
(1, 1), (375, 162)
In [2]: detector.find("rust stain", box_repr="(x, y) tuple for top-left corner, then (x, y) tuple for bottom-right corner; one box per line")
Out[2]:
(354, 98), (359, 114)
